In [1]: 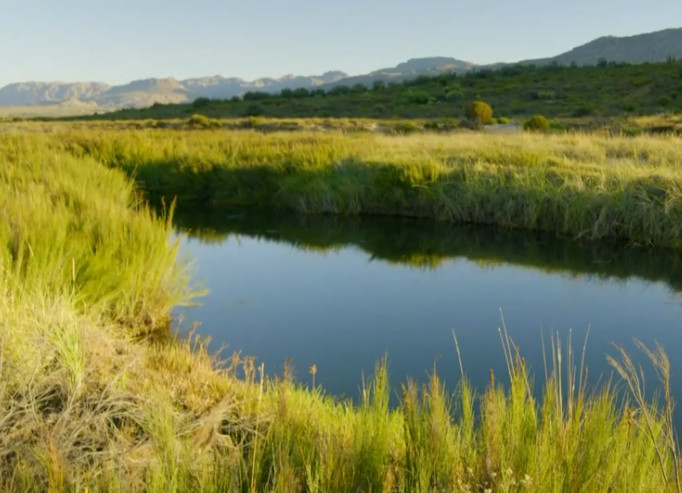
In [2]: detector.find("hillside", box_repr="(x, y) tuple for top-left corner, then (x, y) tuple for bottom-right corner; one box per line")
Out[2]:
(524, 27), (682, 66)
(0, 81), (110, 106)
(321, 57), (475, 89)
(91, 59), (682, 124)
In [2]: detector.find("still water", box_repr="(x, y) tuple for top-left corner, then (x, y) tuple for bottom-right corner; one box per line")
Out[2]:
(174, 211), (682, 404)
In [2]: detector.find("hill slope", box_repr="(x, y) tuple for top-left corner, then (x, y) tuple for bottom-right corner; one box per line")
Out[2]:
(323, 57), (476, 89)
(0, 81), (110, 106)
(524, 27), (682, 66)
(95, 58), (682, 122)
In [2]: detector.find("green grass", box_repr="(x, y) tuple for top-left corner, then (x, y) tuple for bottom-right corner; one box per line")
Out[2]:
(43, 125), (682, 248)
(1, 123), (682, 491)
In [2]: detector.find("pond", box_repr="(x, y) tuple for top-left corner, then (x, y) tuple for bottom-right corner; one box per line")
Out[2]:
(173, 210), (682, 407)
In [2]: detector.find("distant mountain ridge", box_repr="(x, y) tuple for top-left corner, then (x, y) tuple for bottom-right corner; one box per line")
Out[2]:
(0, 72), (349, 108)
(0, 81), (111, 105)
(320, 57), (475, 89)
(522, 27), (682, 66)
(1, 27), (681, 111)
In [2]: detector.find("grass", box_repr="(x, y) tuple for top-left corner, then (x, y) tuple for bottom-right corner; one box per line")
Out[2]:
(38, 124), (682, 248)
(1, 122), (682, 490)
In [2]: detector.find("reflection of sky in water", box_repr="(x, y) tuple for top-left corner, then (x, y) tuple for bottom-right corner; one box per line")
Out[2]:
(175, 232), (682, 413)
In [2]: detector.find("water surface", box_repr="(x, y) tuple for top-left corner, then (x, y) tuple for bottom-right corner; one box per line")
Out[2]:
(174, 211), (682, 405)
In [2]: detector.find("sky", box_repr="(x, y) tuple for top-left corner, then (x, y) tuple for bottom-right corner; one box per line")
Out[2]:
(1, 0), (681, 86)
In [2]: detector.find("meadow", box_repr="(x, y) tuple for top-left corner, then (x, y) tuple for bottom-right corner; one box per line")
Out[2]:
(1, 122), (682, 491)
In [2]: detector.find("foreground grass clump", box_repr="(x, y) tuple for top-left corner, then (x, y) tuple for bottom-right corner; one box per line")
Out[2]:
(1, 126), (682, 491)
(52, 126), (682, 248)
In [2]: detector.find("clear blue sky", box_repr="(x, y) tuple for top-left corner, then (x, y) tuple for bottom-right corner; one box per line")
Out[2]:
(2, 0), (680, 86)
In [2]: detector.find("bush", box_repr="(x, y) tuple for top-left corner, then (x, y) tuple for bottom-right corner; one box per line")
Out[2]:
(243, 103), (265, 117)
(465, 100), (493, 124)
(186, 114), (221, 129)
(572, 105), (594, 117)
(328, 85), (351, 95)
(192, 97), (212, 108)
(531, 90), (556, 100)
(445, 86), (465, 101)
(404, 90), (431, 104)
(292, 88), (310, 98)
(391, 122), (421, 135)
(523, 114), (550, 132)
(243, 91), (271, 101)
(187, 113), (209, 127)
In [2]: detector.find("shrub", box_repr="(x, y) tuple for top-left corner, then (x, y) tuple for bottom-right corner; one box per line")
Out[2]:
(391, 122), (421, 134)
(572, 105), (594, 117)
(465, 100), (493, 124)
(187, 114), (220, 129)
(243, 91), (271, 101)
(187, 113), (209, 127)
(497, 116), (510, 124)
(328, 85), (351, 95)
(445, 86), (465, 101)
(292, 88), (310, 98)
(243, 103), (265, 117)
(523, 114), (550, 132)
(192, 97), (212, 108)
(404, 90), (431, 104)
(532, 89), (556, 100)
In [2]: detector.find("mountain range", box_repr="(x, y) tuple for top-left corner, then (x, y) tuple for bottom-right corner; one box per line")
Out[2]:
(1, 27), (681, 111)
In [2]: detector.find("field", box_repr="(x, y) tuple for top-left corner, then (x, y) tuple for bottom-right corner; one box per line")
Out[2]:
(1, 122), (682, 491)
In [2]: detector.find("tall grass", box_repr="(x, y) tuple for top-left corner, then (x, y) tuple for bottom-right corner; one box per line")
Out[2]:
(41, 125), (682, 248)
(1, 124), (682, 491)
(0, 134), (197, 332)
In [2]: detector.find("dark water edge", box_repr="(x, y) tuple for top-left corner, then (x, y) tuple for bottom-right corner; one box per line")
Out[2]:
(171, 207), (682, 418)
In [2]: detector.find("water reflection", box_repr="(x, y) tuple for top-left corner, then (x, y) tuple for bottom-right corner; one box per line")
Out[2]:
(172, 208), (682, 416)
(174, 208), (682, 294)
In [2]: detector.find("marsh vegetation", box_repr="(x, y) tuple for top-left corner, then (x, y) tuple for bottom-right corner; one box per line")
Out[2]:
(2, 121), (682, 491)
(47, 126), (682, 247)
